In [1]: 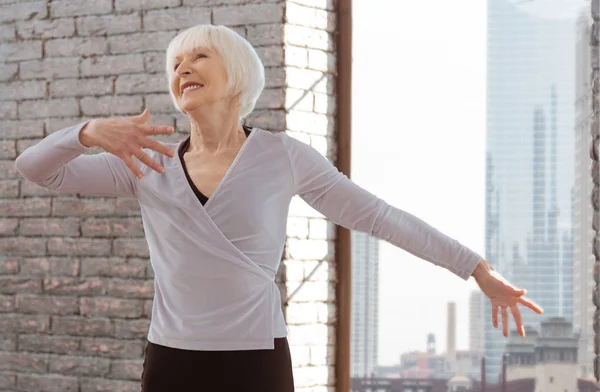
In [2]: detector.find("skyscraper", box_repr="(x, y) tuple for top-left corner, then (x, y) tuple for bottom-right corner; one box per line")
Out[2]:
(469, 290), (485, 354)
(485, 0), (582, 379)
(351, 231), (380, 377)
(573, 7), (595, 379)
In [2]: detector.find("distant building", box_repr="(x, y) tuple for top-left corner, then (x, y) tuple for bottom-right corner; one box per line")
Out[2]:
(503, 317), (579, 392)
(484, 0), (581, 379)
(351, 231), (380, 377)
(572, 6), (596, 380)
(469, 291), (485, 354)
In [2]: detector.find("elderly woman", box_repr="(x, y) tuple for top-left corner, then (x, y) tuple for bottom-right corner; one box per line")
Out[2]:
(15, 24), (541, 391)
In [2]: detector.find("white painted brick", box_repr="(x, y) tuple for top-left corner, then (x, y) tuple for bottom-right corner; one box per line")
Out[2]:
(81, 96), (143, 116)
(309, 134), (328, 155)
(287, 280), (328, 302)
(45, 37), (108, 58)
(284, 259), (305, 282)
(20, 58), (79, 80)
(108, 31), (177, 54)
(245, 109), (285, 131)
(51, 77), (114, 98)
(0, 41), (42, 61)
(313, 92), (336, 115)
(116, 0), (179, 12)
(213, 3), (284, 26)
(265, 66), (286, 88)
(286, 67), (325, 93)
(0, 25), (15, 42)
(286, 130), (312, 144)
(247, 23), (284, 46)
(0, 2), (47, 24)
(255, 88), (285, 110)
(287, 217), (309, 239)
(16, 19), (75, 39)
(314, 74), (335, 95)
(286, 3), (330, 31)
(45, 117), (89, 135)
(0, 81), (46, 101)
(289, 196), (324, 218)
(288, 0), (335, 11)
(286, 302), (319, 324)
(289, 344), (311, 367)
(293, 365), (330, 388)
(50, 0), (112, 17)
(317, 303), (337, 324)
(308, 218), (328, 240)
(81, 54), (145, 76)
(284, 24), (333, 51)
(287, 238), (329, 260)
(0, 101), (17, 119)
(2, 121), (44, 140)
(285, 45), (309, 68)
(288, 324), (328, 346)
(145, 94), (174, 113)
(286, 88), (314, 112)
(143, 7), (211, 31)
(307, 260), (335, 283)
(76, 13), (142, 36)
(144, 52), (166, 73)
(310, 345), (328, 366)
(0, 63), (17, 82)
(308, 49), (335, 72)
(115, 74), (168, 95)
(287, 111), (329, 135)
(18, 99), (79, 119)
(255, 45), (285, 67)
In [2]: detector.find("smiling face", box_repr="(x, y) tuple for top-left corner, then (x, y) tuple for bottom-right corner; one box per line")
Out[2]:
(169, 46), (233, 114)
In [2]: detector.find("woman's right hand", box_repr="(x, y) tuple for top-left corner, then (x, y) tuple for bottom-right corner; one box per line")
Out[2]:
(79, 109), (176, 179)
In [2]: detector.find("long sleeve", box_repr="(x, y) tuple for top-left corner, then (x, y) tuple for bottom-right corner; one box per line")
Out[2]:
(15, 121), (139, 198)
(281, 133), (482, 281)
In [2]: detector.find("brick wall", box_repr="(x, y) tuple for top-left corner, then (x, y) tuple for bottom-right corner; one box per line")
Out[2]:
(282, 1), (338, 391)
(0, 1), (338, 391)
(592, 0), (600, 384)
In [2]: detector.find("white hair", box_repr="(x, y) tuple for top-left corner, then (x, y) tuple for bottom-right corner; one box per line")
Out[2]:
(165, 24), (265, 120)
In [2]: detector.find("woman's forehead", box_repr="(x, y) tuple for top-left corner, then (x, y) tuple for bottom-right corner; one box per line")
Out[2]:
(173, 46), (211, 61)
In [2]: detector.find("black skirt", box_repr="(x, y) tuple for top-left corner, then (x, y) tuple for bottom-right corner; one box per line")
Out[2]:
(141, 338), (295, 392)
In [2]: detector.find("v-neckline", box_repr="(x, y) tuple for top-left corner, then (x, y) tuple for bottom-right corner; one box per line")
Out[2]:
(176, 127), (257, 210)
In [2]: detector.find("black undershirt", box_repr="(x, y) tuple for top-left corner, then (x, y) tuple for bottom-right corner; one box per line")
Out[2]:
(178, 125), (252, 205)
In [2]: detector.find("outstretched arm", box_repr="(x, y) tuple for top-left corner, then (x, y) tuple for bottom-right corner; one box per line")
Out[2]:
(15, 121), (139, 198)
(281, 133), (481, 281)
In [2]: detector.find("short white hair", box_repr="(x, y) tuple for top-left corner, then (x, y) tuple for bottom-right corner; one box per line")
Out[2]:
(165, 24), (265, 119)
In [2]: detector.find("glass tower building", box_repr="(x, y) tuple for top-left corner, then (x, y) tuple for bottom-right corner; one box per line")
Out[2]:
(485, 0), (583, 380)
(351, 231), (380, 377)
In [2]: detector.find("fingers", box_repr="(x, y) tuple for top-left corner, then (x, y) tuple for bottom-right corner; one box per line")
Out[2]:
(502, 307), (509, 337)
(139, 137), (176, 158)
(121, 155), (145, 180)
(492, 305), (498, 329)
(510, 305), (524, 336)
(134, 150), (165, 175)
(139, 124), (175, 136)
(131, 109), (151, 124)
(518, 296), (543, 314)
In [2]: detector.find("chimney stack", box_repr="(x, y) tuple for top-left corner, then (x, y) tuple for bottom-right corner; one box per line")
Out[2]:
(447, 302), (457, 363)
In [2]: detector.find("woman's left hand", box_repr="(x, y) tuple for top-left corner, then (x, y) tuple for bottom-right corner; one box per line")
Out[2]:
(472, 260), (543, 338)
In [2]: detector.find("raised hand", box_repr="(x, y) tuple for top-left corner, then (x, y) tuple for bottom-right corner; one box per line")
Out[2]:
(79, 109), (176, 179)
(472, 260), (543, 337)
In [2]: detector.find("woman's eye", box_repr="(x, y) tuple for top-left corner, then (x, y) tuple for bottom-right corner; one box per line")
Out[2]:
(196, 54), (206, 60)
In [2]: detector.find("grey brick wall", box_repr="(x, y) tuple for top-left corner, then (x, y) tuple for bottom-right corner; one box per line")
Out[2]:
(0, 0), (342, 391)
(593, 0), (600, 384)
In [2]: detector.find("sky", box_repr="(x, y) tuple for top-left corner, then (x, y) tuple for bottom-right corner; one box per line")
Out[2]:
(351, 0), (487, 365)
